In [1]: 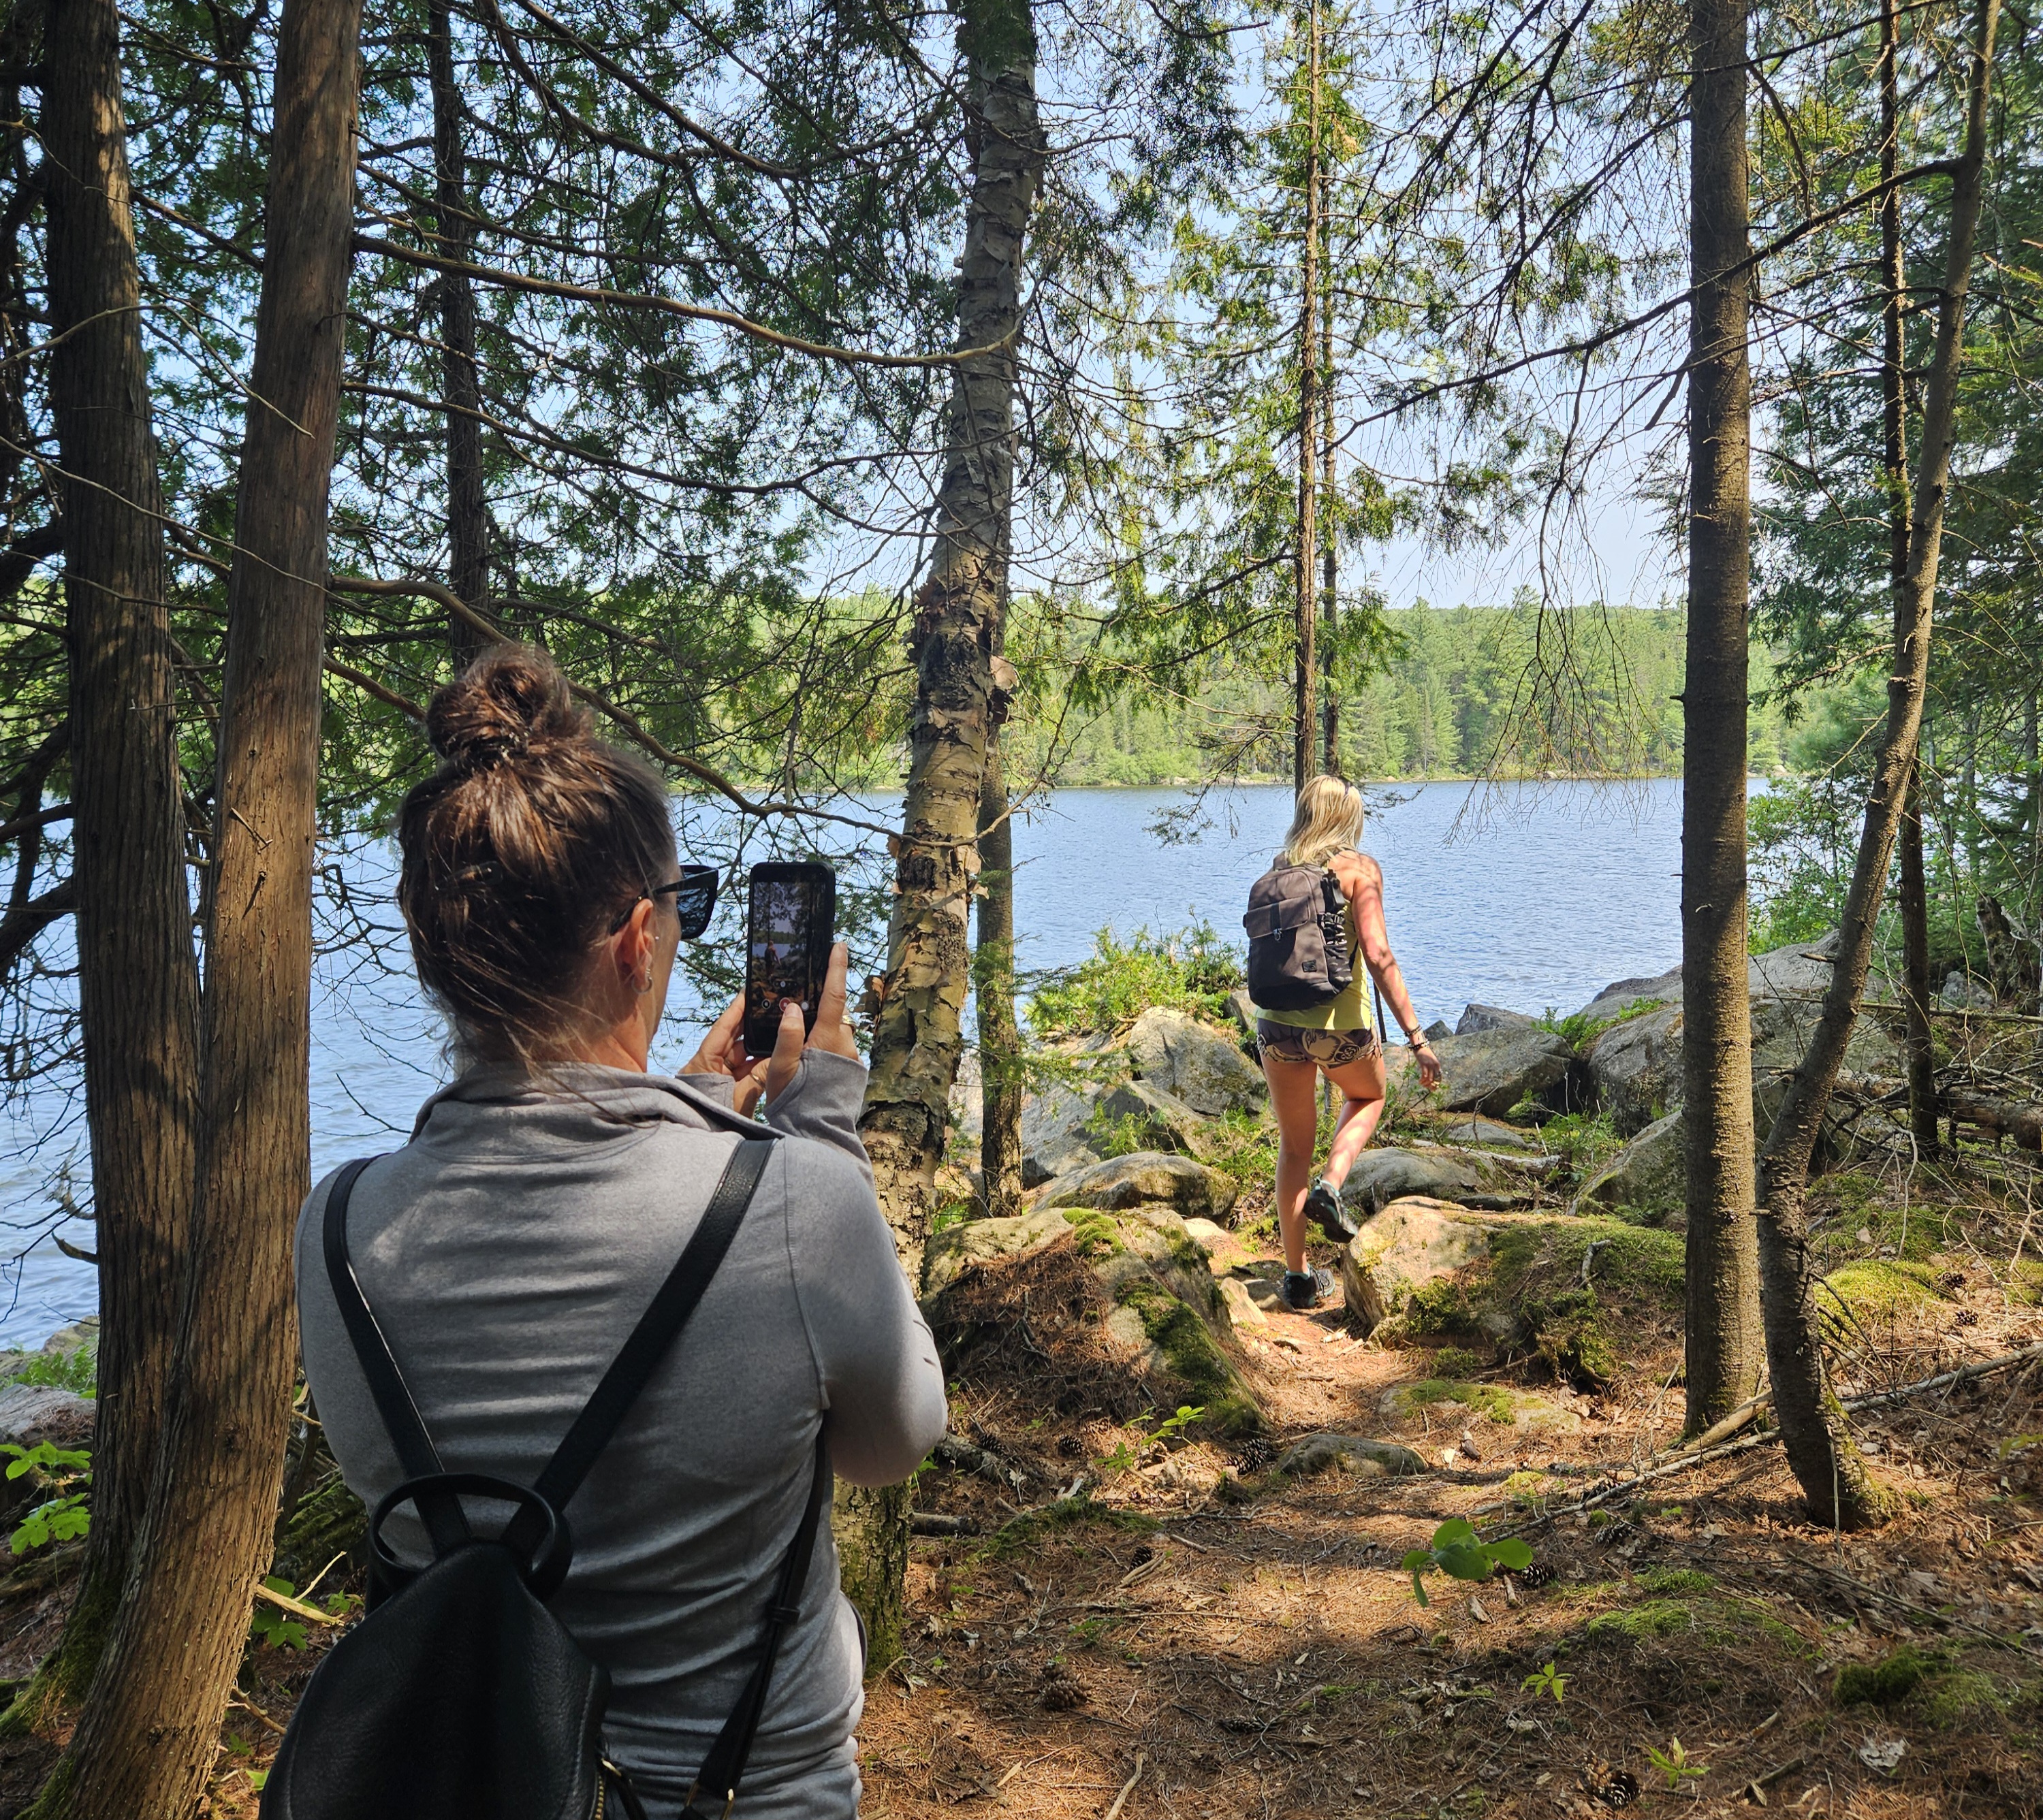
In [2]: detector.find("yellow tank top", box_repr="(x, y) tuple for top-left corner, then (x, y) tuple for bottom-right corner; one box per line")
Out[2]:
(1255, 894), (1372, 1032)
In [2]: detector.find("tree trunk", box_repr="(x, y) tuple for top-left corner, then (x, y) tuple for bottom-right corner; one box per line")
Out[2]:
(1681, 0), (1764, 1433)
(1292, 0), (1321, 793)
(429, 0), (490, 662)
(1319, 235), (1339, 777)
(1755, 0), (1999, 1533)
(27, 0), (204, 1719)
(850, 0), (1041, 1674)
(976, 731), (1024, 1220)
(27, 0), (364, 1808)
(1881, 0), (1938, 1160)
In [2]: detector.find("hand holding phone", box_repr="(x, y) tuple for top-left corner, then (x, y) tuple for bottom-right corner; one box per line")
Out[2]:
(682, 940), (856, 1117)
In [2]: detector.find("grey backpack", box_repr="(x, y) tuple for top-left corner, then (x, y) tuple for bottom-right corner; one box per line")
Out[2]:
(1243, 863), (1354, 1012)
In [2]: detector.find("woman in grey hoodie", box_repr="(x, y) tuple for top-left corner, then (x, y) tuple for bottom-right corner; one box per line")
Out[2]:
(295, 645), (948, 1819)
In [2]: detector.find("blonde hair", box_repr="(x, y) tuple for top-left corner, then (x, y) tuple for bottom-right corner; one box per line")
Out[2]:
(1283, 774), (1364, 867)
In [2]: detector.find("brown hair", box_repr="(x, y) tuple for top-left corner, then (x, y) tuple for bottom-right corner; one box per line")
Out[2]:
(398, 644), (674, 1066)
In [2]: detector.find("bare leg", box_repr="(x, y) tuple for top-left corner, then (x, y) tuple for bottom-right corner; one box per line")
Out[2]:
(1321, 1051), (1389, 1187)
(1263, 1047), (1321, 1274)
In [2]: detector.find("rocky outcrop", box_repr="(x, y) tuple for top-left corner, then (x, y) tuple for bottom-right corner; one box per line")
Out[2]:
(1037, 1151), (1239, 1223)
(1749, 990), (1899, 1130)
(1094, 1079), (1220, 1162)
(1120, 1008), (1266, 1115)
(1577, 1108), (1685, 1221)
(1389, 1025), (1574, 1119)
(1020, 1081), (1109, 1187)
(1456, 1003), (1535, 1035)
(1340, 1145), (1532, 1217)
(1581, 1000), (1683, 1136)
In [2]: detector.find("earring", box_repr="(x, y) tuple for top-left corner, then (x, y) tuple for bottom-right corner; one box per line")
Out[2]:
(634, 968), (653, 995)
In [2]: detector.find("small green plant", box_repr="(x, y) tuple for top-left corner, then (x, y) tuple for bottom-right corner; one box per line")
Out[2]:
(1137, 1404), (1206, 1444)
(3, 1441), (91, 1553)
(1521, 1661), (1567, 1702)
(1092, 1437), (1139, 1475)
(1537, 997), (1660, 1051)
(249, 1578), (311, 1651)
(1399, 1519), (1533, 1606)
(9, 1346), (96, 1397)
(1537, 1109), (1621, 1182)
(1645, 1737), (1708, 1791)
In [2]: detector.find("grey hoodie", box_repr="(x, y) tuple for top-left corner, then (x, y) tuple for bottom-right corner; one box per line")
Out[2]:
(294, 1048), (947, 1819)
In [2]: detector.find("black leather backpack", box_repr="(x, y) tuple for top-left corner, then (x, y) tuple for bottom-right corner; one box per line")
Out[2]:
(1242, 861), (1355, 1011)
(262, 1136), (830, 1820)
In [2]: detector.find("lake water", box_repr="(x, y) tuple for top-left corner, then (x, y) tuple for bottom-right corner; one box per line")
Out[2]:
(0, 778), (1685, 1345)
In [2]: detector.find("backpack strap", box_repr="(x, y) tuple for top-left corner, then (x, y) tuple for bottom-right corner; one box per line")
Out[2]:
(682, 1431), (833, 1820)
(323, 1157), (472, 1555)
(499, 1134), (778, 1561)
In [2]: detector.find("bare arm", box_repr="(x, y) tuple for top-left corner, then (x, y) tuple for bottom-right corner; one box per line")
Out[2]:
(1344, 857), (1438, 1068)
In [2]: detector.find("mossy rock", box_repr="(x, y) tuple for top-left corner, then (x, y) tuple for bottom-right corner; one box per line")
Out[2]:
(1109, 1276), (1265, 1437)
(1487, 1215), (1685, 1307)
(1519, 1286), (1618, 1386)
(1380, 1378), (1579, 1433)
(271, 1467), (369, 1584)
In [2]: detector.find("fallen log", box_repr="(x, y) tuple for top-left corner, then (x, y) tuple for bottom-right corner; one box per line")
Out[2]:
(1942, 1089), (2043, 1151)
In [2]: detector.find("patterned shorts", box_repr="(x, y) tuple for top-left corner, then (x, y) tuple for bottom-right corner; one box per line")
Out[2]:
(1256, 1019), (1384, 1068)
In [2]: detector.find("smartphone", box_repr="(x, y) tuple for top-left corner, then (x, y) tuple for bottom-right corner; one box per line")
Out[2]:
(743, 862), (837, 1056)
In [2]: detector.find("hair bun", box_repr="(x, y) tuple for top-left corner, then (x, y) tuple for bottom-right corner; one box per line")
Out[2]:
(427, 644), (588, 773)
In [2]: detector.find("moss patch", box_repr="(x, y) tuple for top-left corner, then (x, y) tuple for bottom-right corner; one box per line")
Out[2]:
(1113, 1278), (1264, 1437)
(1521, 1286), (1618, 1386)
(1489, 1217), (1685, 1309)
(1822, 1259), (1946, 1318)
(1636, 1567), (1714, 1597)
(1401, 1379), (1517, 1424)
(1916, 1668), (2010, 1729)
(1835, 1646), (1940, 1706)
(1061, 1208), (1122, 1258)
(1586, 1599), (1697, 1640)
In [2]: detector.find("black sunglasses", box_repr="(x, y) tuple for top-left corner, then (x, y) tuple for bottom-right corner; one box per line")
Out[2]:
(612, 863), (719, 939)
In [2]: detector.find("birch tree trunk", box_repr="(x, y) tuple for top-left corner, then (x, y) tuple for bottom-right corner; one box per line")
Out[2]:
(849, 0), (1041, 1672)
(1681, 0), (1764, 1433)
(29, 0), (202, 1714)
(1755, 0), (1999, 1533)
(27, 0), (365, 1808)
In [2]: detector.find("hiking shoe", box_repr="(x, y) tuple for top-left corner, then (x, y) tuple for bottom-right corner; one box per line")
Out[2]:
(1303, 1177), (1358, 1243)
(1282, 1266), (1336, 1311)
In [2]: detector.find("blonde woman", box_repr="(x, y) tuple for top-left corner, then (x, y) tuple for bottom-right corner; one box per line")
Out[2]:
(1254, 776), (1440, 1310)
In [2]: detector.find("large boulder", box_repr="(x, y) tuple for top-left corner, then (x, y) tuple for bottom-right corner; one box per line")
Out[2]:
(1574, 967), (1681, 1025)
(1749, 991), (1900, 1130)
(1020, 1081), (1109, 1187)
(1577, 1108), (1685, 1222)
(1456, 1003), (1535, 1035)
(1340, 1145), (1525, 1217)
(1094, 1079), (1221, 1162)
(1389, 1025), (1574, 1119)
(923, 1202), (1267, 1435)
(1120, 1008), (1265, 1115)
(949, 1047), (983, 1138)
(1036, 1150), (1239, 1223)
(1581, 1000), (1684, 1136)
(1339, 1198), (1503, 1335)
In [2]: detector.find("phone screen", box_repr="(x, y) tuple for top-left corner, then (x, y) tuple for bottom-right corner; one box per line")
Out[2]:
(744, 865), (834, 1054)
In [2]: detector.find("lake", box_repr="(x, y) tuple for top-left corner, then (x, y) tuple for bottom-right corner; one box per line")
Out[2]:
(0, 778), (1685, 1345)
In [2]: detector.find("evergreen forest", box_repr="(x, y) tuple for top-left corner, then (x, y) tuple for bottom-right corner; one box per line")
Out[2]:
(0, 0), (2039, 1815)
